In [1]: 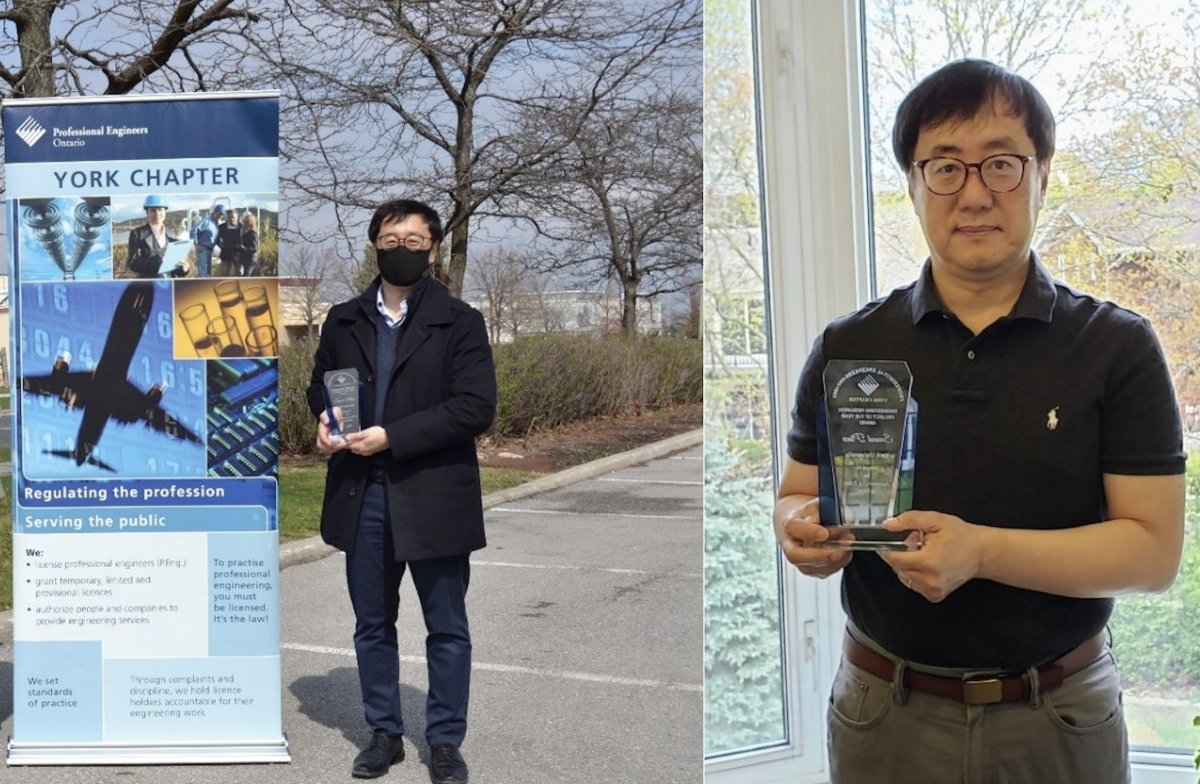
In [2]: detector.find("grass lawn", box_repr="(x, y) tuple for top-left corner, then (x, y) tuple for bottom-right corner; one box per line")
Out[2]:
(278, 464), (537, 541)
(0, 465), (538, 612)
(1124, 695), (1200, 749)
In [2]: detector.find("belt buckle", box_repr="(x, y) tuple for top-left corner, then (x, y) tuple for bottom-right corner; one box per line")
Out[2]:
(962, 677), (1002, 705)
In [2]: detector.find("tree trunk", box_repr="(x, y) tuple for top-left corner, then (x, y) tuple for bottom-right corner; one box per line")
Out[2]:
(446, 222), (468, 299)
(622, 278), (639, 338)
(13, 0), (57, 97)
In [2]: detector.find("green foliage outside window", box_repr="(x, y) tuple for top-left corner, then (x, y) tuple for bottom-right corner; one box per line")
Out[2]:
(703, 418), (785, 753)
(1109, 455), (1200, 692)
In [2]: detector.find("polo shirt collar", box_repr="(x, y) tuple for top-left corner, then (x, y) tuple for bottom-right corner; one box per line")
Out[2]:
(909, 251), (1058, 324)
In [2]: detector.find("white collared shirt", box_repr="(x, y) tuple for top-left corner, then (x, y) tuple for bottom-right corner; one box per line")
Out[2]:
(376, 287), (408, 329)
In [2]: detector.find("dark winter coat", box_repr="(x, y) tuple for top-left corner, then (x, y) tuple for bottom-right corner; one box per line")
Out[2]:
(306, 277), (496, 560)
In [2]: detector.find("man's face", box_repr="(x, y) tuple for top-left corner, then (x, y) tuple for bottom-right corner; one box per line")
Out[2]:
(907, 102), (1049, 281)
(227, 211), (238, 224)
(376, 214), (436, 259)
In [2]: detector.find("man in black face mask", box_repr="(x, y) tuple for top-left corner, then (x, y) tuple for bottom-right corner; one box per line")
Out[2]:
(306, 199), (496, 784)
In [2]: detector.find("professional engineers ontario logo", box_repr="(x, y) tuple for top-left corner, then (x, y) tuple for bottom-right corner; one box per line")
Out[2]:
(857, 375), (881, 396)
(16, 116), (46, 147)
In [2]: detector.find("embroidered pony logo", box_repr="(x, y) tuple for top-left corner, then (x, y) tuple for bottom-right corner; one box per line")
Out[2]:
(1047, 407), (1060, 431)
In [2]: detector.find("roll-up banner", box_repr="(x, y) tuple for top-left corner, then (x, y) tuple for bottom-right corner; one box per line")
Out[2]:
(3, 92), (289, 765)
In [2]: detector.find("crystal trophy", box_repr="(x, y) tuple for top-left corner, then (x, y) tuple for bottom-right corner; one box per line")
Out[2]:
(816, 360), (919, 551)
(323, 368), (362, 439)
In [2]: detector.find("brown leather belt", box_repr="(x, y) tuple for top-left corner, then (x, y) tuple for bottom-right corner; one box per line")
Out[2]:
(843, 632), (1105, 705)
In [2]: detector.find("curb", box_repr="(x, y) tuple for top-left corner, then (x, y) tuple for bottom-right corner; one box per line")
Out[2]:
(276, 427), (703, 570)
(0, 428), (703, 635)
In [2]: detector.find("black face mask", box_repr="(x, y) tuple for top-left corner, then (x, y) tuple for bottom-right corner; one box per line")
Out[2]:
(376, 246), (430, 287)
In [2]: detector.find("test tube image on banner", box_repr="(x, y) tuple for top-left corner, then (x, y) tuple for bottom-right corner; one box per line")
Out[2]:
(19, 280), (208, 479)
(173, 277), (280, 359)
(206, 357), (279, 479)
(16, 197), (113, 281)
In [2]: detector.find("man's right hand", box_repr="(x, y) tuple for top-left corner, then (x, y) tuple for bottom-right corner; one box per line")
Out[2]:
(775, 497), (853, 577)
(774, 459), (854, 577)
(317, 408), (347, 453)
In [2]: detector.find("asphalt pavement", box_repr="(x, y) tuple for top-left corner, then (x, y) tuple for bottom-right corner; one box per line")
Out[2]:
(0, 431), (704, 784)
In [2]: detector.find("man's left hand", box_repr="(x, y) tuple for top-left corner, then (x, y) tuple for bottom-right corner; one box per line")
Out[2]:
(879, 511), (988, 603)
(343, 426), (390, 457)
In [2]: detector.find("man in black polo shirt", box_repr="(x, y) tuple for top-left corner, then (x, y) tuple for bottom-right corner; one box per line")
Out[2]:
(774, 60), (1185, 784)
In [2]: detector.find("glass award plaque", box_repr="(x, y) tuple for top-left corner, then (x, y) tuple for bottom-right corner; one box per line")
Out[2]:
(816, 360), (919, 551)
(323, 368), (362, 439)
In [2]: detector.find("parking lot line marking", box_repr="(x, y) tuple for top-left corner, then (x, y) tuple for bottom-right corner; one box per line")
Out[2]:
(490, 507), (694, 520)
(470, 559), (701, 578)
(597, 478), (702, 485)
(281, 642), (702, 693)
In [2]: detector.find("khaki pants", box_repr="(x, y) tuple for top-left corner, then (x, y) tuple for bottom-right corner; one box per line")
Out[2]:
(828, 630), (1129, 784)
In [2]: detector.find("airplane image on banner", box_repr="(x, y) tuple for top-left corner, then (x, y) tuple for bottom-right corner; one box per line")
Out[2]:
(21, 281), (202, 472)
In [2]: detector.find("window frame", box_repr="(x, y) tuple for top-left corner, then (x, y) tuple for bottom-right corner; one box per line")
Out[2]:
(705, 1), (867, 781)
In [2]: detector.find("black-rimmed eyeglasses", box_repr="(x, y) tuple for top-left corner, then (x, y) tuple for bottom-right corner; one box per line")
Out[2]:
(912, 153), (1035, 195)
(377, 234), (433, 251)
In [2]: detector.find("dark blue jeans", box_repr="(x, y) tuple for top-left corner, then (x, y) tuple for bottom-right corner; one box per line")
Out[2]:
(345, 477), (472, 744)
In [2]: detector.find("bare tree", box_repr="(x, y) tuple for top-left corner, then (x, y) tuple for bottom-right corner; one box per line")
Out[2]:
(467, 246), (568, 341)
(0, 1), (262, 98)
(280, 241), (339, 340)
(523, 266), (564, 334)
(267, 0), (700, 299)
(515, 86), (702, 336)
(467, 246), (529, 343)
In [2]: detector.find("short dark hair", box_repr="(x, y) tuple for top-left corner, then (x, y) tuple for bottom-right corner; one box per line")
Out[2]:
(368, 199), (444, 245)
(892, 59), (1055, 171)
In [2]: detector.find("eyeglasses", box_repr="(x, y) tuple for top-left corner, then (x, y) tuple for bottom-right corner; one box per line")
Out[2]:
(912, 153), (1034, 195)
(377, 234), (432, 251)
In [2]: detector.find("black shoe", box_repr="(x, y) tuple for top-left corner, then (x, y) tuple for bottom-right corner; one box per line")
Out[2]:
(352, 731), (405, 779)
(429, 742), (469, 784)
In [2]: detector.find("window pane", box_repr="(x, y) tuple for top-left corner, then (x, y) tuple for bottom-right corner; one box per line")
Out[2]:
(703, 0), (786, 755)
(863, 0), (1200, 754)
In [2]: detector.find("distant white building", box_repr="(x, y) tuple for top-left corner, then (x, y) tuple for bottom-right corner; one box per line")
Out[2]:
(469, 289), (664, 343)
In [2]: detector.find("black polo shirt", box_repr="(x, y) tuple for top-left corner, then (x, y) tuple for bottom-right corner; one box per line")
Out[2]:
(788, 254), (1185, 669)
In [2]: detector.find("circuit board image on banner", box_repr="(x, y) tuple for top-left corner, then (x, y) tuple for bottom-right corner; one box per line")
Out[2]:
(17, 197), (113, 281)
(207, 357), (279, 478)
(19, 280), (207, 478)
